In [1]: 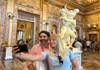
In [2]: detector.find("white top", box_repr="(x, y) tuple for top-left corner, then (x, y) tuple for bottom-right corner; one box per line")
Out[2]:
(74, 41), (82, 50)
(86, 41), (91, 46)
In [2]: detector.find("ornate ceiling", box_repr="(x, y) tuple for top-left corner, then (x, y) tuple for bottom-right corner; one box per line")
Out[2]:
(68, 0), (100, 14)
(72, 0), (99, 7)
(44, 0), (100, 15)
(1, 0), (100, 15)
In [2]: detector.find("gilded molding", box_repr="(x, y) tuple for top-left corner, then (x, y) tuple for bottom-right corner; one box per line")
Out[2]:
(0, 0), (6, 5)
(48, 4), (60, 16)
(16, 0), (42, 10)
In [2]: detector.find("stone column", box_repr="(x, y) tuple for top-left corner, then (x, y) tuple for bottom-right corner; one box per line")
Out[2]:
(4, 0), (15, 60)
(42, 2), (48, 31)
(6, 0), (14, 46)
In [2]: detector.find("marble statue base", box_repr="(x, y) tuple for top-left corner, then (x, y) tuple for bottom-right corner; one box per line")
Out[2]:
(72, 48), (83, 70)
(5, 47), (13, 60)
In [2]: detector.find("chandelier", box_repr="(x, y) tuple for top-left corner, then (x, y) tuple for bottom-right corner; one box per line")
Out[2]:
(76, 0), (98, 6)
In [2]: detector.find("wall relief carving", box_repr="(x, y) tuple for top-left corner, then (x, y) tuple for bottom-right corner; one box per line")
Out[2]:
(16, 0), (41, 10)
(48, 14), (61, 34)
(86, 14), (99, 23)
(18, 11), (35, 22)
(0, 0), (6, 5)
(51, 24), (58, 34)
(0, 4), (6, 45)
(48, 4), (60, 16)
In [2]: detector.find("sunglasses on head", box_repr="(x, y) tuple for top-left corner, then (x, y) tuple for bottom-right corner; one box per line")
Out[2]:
(57, 55), (63, 65)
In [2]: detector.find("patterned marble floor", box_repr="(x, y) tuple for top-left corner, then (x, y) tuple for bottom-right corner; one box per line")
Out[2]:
(82, 52), (100, 70)
(0, 58), (28, 70)
(0, 52), (100, 70)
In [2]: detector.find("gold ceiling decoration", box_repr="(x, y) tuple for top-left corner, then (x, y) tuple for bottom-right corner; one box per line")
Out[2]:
(75, 0), (98, 7)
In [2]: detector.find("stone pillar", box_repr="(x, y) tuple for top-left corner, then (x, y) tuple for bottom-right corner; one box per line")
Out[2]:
(42, 2), (49, 31)
(4, 0), (15, 60)
(6, 0), (14, 46)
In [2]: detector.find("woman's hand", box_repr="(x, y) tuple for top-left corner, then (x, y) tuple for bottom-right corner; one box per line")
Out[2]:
(12, 45), (45, 61)
(12, 45), (20, 57)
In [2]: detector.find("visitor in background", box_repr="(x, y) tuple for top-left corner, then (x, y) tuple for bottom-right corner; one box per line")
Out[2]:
(74, 39), (82, 51)
(81, 38), (86, 52)
(18, 39), (25, 45)
(86, 39), (91, 52)
(26, 39), (33, 49)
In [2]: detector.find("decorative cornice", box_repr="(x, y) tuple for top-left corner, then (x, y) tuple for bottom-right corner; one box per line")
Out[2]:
(44, 0), (100, 15)
(85, 8), (100, 15)
(43, 0), (64, 8)
(63, 0), (100, 15)
(85, 3), (100, 12)
(0, 0), (6, 5)
(64, 0), (85, 11)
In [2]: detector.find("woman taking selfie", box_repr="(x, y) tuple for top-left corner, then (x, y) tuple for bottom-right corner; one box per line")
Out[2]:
(13, 34), (78, 70)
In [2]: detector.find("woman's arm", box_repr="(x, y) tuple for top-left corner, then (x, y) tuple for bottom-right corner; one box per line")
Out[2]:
(12, 46), (45, 61)
(71, 59), (79, 70)
(16, 52), (44, 61)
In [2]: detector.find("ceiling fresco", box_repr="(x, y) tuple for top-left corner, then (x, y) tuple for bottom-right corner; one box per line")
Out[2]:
(44, 0), (100, 14)
(72, 0), (99, 7)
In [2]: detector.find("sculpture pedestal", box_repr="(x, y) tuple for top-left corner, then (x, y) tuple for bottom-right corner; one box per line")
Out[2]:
(5, 47), (13, 60)
(73, 48), (83, 70)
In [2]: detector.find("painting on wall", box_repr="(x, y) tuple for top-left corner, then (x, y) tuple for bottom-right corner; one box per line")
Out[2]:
(17, 21), (26, 30)
(51, 24), (57, 34)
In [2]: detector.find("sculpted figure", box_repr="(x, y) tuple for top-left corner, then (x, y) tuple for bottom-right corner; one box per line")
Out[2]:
(67, 9), (79, 20)
(59, 4), (79, 48)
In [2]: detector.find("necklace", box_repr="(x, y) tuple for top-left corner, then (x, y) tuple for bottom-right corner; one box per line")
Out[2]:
(53, 49), (60, 57)
(52, 49), (63, 65)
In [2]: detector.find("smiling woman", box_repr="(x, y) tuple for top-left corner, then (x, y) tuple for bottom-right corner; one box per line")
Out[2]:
(45, 34), (79, 70)
(12, 34), (79, 70)
(49, 34), (65, 57)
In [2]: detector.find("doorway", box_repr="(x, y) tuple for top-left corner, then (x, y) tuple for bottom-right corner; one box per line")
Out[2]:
(17, 20), (34, 48)
(89, 34), (97, 41)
